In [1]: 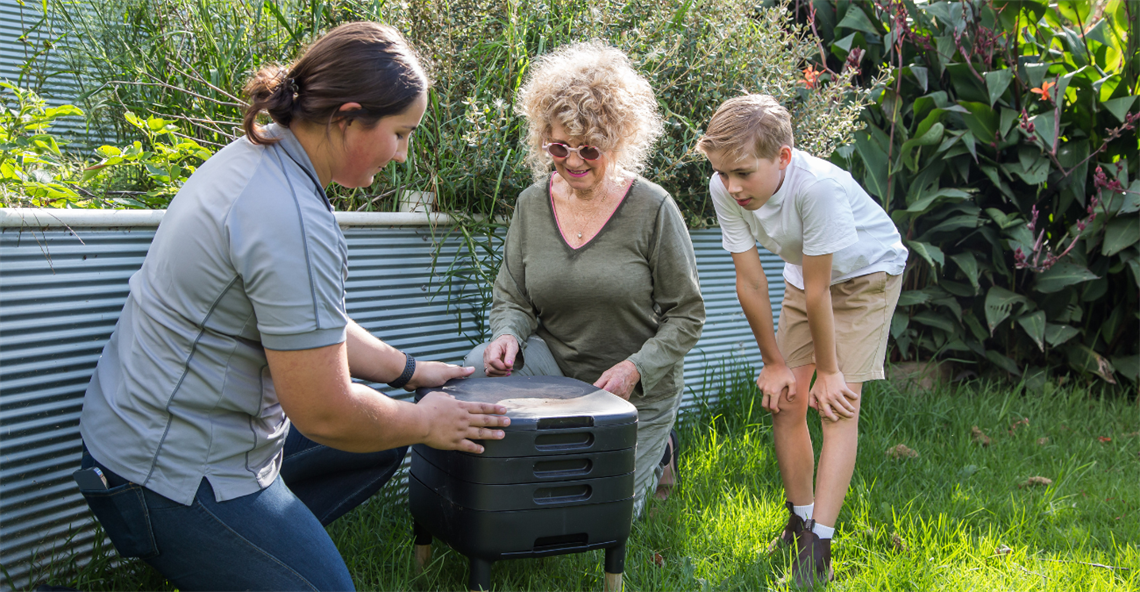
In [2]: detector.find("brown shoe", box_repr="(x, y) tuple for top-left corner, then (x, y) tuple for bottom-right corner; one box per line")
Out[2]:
(792, 520), (833, 588)
(766, 501), (807, 554)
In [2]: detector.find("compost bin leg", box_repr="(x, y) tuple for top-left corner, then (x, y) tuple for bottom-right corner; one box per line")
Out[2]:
(467, 557), (493, 592)
(413, 520), (432, 573)
(604, 540), (626, 592)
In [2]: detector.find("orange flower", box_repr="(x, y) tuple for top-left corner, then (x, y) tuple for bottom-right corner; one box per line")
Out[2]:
(1030, 80), (1055, 102)
(803, 66), (822, 89)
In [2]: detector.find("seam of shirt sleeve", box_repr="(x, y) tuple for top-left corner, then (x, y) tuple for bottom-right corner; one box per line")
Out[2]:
(271, 146), (322, 331)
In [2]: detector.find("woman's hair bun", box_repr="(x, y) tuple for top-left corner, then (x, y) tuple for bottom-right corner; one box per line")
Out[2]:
(244, 65), (290, 103)
(241, 22), (427, 146)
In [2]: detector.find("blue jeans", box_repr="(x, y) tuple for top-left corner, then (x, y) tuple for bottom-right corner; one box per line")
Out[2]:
(79, 429), (406, 591)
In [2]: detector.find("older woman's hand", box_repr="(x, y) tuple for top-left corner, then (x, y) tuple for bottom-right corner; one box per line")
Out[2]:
(594, 360), (641, 400)
(483, 334), (520, 377)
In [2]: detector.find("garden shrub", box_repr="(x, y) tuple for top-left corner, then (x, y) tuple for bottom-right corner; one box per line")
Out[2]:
(385, 0), (874, 223)
(1, 81), (213, 208)
(39, 0), (871, 219)
(796, 0), (1138, 385)
(0, 82), (86, 205)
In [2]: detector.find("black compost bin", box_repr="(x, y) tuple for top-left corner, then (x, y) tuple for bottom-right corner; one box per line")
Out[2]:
(411, 375), (638, 591)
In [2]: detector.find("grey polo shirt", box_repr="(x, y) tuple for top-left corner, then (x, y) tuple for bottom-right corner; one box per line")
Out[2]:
(79, 124), (349, 505)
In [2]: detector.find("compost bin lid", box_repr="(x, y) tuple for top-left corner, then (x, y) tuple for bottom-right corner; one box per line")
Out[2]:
(415, 375), (637, 430)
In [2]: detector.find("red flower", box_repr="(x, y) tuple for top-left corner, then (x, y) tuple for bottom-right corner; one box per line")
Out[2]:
(1030, 80), (1055, 102)
(803, 66), (822, 89)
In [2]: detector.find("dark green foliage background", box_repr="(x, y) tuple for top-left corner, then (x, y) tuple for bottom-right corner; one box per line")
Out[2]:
(792, 0), (1138, 386)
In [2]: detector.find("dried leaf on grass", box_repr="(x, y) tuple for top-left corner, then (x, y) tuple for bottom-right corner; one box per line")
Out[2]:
(1009, 418), (1029, 434)
(1019, 476), (1053, 488)
(887, 444), (919, 459)
(994, 544), (1013, 556)
(891, 532), (908, 552)
(1037, 437), (1049, 445)
(971, 426), (992, 446)
(652, 552), (665, 568)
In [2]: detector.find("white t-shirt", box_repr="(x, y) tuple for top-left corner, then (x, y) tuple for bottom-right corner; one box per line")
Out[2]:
(711, 149), (908, 290)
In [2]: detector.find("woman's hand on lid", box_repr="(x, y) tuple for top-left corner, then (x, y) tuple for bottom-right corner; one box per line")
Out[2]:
(594, 360), (641, 400)
(416, 391), (510, 453)
(483, 335), (520, 376)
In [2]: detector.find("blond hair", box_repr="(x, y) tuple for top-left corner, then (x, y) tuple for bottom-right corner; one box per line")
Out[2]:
(697, 95), (794, 161)
(517, 41), (663, 183)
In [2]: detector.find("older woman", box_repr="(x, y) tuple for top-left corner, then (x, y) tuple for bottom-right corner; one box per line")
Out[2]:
(465, 41), (705, 516)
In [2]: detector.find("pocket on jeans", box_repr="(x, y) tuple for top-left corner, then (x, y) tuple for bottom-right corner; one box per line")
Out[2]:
(79, 483), (159, 559)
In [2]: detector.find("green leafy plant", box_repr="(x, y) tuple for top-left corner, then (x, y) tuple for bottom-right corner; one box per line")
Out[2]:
(799, 0), (1138, 384)
(0, 82), (213, 208)
(0, 81), (87, 206)
(33, 0), (874, 339)
(47, 0), (872, 218)
(80, 111), (214, 208)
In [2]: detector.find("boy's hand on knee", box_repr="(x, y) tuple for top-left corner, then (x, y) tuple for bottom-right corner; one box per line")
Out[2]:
(810, 370), (858, 421)
(756, 363), (796, 414)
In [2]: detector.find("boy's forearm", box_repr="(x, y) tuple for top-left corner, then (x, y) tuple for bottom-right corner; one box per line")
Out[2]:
(807, 286), (843, 374)
(801, 253), (840, 374)
(737, 278), (786, 367)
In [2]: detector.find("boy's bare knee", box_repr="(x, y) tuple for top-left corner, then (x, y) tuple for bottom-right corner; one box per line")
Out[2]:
(820, 411), (860, 429)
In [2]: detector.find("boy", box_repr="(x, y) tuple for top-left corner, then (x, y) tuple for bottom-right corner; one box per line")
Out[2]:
(697, 95), (907, 586)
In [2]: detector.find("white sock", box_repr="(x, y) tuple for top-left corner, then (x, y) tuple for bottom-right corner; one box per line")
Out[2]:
(793, 503), (814, 523)
(812, 522), (835, 540)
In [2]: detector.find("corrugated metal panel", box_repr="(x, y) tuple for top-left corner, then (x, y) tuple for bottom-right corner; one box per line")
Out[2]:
(681, 229), (783, 415)
(0, 227), (153, 591)
(1, 0), (92, 147)
(0, 222), (784, 589)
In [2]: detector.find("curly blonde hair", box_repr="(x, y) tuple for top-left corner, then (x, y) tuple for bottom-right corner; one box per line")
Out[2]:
(517, 41), (663, 184)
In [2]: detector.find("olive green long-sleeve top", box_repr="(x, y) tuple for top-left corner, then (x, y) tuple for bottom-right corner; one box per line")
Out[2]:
(490, 175), (705, 402)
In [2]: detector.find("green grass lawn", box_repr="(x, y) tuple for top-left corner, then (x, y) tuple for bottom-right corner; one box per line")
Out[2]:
(49, 373), (1139, 591)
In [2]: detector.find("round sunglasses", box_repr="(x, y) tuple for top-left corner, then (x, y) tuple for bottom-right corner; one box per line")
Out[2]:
(542, 141), (605, 161)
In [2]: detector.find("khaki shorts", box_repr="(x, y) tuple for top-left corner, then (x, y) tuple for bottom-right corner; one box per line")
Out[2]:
(776, 271), (903, 383)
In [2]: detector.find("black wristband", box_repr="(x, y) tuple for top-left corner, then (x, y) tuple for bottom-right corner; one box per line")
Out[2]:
(387, 352), (416, 389)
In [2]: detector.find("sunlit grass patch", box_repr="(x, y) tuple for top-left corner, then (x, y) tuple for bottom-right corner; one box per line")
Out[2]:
(40, 374), (1138, 591)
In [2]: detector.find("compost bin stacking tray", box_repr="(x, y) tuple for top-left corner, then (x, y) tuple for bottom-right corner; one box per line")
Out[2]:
(414, 375), (639, 458)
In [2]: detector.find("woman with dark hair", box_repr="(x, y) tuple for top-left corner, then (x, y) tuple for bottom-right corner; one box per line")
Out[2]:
(76, 22), (508, 591)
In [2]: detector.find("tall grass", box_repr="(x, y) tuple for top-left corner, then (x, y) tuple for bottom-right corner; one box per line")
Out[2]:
(36, 374), (1138, 591)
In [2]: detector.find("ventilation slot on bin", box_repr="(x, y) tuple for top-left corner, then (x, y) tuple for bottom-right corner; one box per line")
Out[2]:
(535, 432), (594, 451)
(534, 484), (592, 504)
(533, 458), (592, 479)
(533, 533), (588, 552)
(538, 416), (594, 429)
